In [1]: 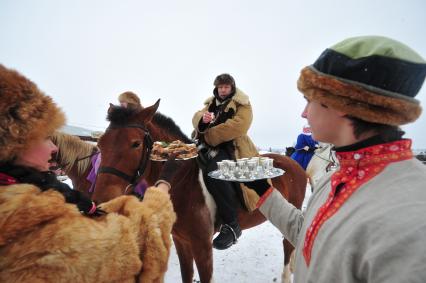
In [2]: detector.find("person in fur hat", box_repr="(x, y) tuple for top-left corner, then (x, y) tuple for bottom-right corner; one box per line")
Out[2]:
(244, 36), (426, 282)
(119, 91), (143, 109)
(0, 64), (177, 283)
(192, 73), (259, 250)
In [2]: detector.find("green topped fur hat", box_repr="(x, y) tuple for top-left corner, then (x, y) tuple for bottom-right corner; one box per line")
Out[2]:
(0, 64), (65, 162)
(297, 35), (426, 125)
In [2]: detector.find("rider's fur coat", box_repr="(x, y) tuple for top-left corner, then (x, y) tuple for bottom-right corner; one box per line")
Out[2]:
(0, 183), (176, 283)
(192, 88), (260, 210)
(192, 88), (258, 159)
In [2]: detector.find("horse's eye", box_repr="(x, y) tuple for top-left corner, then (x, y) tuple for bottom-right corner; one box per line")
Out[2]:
(132, 141), (142, 148)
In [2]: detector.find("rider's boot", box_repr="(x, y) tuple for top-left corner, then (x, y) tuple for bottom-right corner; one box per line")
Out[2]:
(212, 220), (242, 250)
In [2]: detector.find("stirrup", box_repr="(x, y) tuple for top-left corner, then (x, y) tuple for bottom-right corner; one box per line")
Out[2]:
(221, 224), (238, 243)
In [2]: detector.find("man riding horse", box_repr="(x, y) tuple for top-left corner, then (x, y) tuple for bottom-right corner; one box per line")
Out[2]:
(192, 73), (259, 250)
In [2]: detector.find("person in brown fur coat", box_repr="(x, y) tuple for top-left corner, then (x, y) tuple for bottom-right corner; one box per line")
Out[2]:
(0, 64), (177, 283)
(192, 73), (259, 250)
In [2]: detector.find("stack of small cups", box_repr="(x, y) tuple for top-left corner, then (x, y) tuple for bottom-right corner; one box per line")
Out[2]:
(215, 156), (275, 180)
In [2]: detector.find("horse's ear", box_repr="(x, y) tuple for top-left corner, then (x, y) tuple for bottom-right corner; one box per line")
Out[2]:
(107, 103), (115, 114)
(138, 99), (160, 122)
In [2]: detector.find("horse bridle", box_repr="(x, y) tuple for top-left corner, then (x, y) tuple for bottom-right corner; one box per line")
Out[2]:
(97, 123), (153, 192)
(50, 147), (99, 171)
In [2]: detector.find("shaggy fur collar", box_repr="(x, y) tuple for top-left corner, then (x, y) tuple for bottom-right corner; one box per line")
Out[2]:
(0, 164), (98, 216)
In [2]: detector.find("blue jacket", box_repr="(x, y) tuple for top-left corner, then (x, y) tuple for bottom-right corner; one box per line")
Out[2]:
(290, 134), (318, 170)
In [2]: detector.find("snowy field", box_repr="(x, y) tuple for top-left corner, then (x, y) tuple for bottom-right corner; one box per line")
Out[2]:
(165, 221), (286, 283)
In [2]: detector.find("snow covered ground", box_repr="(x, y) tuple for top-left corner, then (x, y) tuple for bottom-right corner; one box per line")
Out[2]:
(165, 221), (285, 283)
(165, 187), (312, 283)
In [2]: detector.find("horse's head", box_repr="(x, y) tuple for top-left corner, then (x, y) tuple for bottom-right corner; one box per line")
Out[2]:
(50, 131), (96, 176)
(92, 99), (160, 203)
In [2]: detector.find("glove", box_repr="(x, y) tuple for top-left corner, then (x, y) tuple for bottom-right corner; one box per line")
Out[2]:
(243, 179), (272, 196)
(155, 153), (182, 188)
(77, 200), (107, 217)
(43, 176), (106, 217)
(70, 189), (106, 217)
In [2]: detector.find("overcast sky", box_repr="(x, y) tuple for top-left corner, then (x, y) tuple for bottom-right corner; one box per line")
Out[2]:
(1, 0), (425, 149)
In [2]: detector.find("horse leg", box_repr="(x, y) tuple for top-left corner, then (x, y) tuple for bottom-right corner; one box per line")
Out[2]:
(173, 236), (195, 283)
(282, 239), (294, 283)
(192, 237), (214, 283)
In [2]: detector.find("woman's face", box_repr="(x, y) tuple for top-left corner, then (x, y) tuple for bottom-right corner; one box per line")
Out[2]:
(14, 138), (58, 171)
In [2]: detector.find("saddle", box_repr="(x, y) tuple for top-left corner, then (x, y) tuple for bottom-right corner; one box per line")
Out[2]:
(196, 144), (260, 212)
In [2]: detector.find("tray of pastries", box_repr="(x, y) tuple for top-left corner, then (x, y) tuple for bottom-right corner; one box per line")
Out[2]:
(150, 140), (198, 161)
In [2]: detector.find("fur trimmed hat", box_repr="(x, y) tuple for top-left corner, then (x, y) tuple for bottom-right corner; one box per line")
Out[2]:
(297, 36), (426, 125)
(118, 91), (141, 107)
(214, 73), (236, 89)
(0, 64), (66, 162)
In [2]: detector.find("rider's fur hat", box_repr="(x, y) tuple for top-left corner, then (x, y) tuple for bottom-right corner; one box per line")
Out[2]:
(297, 36), (426, 125)
(214, 73), (236, 89)
(0, 64), (65, 162)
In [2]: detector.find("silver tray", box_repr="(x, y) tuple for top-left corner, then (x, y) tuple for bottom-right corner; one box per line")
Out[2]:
(208, 167), (285, 182)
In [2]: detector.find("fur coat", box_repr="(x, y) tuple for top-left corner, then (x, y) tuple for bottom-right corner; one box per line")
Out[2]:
(0, 184), (176, 283)
(192, 88), (260, 210)
(192, 88), (258, 159)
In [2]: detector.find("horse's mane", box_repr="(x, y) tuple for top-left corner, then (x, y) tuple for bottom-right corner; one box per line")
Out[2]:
(106, 105), (192, 143)
(52, 132), (96, 175)
(152, 112), (192, 143)
(106, 105), (137, 125)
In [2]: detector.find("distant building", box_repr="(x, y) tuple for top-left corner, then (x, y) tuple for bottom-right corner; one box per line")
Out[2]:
(60, 125), (103, 142)
(257, 147), (286, 155)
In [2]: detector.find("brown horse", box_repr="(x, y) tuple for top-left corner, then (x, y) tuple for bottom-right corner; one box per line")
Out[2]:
(51, 131), (99, 198)
(92, 100), (307, 283)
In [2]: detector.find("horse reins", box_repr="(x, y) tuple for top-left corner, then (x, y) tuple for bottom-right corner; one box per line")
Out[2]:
(75, 149), (100, 162)
(51, 146), (99, 170)
(97, 123), (153, 192)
